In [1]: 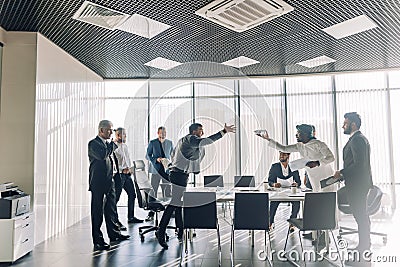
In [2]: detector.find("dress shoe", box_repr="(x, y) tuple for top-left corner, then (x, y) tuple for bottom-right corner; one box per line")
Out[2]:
(116, 221), (127, 231)
(145, 215), (154, 221)
(128, 217), (144, 223)
(177, 229), (184, 242)
(155, 230), (169, 249)
(94, 242), (110, 250)
(110, 234), (130, 242)
(312, 234), (329, 247)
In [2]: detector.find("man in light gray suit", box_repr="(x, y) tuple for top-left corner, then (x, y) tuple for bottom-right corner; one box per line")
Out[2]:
(334, 112), (373, 253)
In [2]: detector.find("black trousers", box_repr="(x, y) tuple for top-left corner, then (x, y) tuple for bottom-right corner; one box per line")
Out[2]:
(90, 182), (120, 244)
(346, 186), (371, 248)
(148, 173), (171, 217)
(158, 171), (188, 235)
(114, 173), (137, 220)
(269, 201), (300, 224)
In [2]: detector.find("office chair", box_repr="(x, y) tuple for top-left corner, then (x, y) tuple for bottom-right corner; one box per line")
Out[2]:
(337, 185), (387, 244)
(133, 160), (175, 242)
(231, 192), (272, 266)
(204, 175), (224, 188)
(180, 192), (221, 266)
(234, 175), (255, 187)
(284, 192), (343, 267)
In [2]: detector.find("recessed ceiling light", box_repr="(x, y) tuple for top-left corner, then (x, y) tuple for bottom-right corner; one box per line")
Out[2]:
(144, 57), (182, 70)
(222, 56), (259, 68)
(322, 15), (378, 39)
(296, 55), (336, 68)
(72, 1), (130, 30)
(117, 14), (171, 39)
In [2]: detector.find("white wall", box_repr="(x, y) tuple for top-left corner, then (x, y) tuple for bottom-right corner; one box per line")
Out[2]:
(34, 34), (105, 244)
(0, 32), (37, 200)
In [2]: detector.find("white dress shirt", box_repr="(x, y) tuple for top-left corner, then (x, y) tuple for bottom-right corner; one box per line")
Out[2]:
(114, 142), (133, 172)
(268, 138), (335, 192)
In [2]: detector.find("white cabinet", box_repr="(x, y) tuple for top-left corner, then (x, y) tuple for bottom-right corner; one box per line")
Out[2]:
(0, 213), (34, 262)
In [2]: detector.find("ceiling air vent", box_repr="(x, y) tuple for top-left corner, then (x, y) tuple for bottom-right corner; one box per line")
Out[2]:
(196, 0), (294, 32)
(72, 1), (130, 30)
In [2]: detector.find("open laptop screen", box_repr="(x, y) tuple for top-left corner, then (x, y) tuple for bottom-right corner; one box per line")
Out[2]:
(234, 176), (255, 187)
(204, 175), (224, 187)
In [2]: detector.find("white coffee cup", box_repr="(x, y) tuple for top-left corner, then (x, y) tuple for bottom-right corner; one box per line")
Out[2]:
(263, 182), (269, 191)
(291, 186), (297, 194)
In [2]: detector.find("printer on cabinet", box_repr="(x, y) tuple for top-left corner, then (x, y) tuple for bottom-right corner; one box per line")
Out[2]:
(0, 183), (31, 219)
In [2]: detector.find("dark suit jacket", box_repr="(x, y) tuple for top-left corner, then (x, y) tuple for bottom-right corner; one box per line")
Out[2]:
(146, 138), (173, 174)
(171, 131), (223, 174)
(340, 131), (373, 191)
(268, 162), (301, 187)
(88, 136), (117, 193)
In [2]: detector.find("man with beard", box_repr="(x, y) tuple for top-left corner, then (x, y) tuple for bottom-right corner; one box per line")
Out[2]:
(145, 126), (173, 221)
(333, 112), (373, 254)
(113, 128), (144, 225)
(155, 122), (236, 249)
(259, 124), (335, 192)
(267, 151), (301, 232)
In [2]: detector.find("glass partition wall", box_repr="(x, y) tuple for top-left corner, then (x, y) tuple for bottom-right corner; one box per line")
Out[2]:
(105, 68), (399, 211)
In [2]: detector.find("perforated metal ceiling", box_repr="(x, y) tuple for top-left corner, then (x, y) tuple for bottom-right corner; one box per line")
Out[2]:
(1, 0), (399, 79)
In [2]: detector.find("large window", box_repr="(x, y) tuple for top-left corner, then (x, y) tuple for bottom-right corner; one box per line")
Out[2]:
(286, 75), (335, 159)
(195, 80), (237, 185)
(103, 69), (398, 210)
(335, 72), (390, 183)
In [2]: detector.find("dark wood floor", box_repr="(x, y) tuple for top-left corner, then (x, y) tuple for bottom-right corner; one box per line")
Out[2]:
(1, 191), (399, 267)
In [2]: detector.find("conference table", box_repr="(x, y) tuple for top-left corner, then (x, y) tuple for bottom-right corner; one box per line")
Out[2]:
(186, 185), (307, 202)
(185, 186), (307, 243)
(184, 186), (334, 266)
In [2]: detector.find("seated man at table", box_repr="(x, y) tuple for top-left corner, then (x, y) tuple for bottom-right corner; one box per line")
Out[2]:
(268, 151), (301, 232)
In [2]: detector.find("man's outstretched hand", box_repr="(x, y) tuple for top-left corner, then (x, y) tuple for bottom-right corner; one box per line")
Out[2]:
(224, 123), (236, 133)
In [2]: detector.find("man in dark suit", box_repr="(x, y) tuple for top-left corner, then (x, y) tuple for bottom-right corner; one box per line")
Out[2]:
(268, 151), (301, 232)
(145, 126), (173, 221)
(156, 122), (236, 249)
(88, 120), (130, 250)
(334, 112), (373, 252)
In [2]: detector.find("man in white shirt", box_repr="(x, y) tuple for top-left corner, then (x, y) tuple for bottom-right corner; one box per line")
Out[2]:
(259, 124), (335, 192)
(114, 128), (143, 225)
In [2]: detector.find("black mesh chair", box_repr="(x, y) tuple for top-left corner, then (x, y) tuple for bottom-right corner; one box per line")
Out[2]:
(337, 185), (387, 244)
(133, 160), (175, 242)
(284, 192), (343, 267)
(180, 192), (221, 266)
(231, 192), (272, 265)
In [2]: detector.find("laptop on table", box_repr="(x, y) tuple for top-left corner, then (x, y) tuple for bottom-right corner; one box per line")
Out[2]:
(234, 176), (258, 191)
(204, 175), (224, 188)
